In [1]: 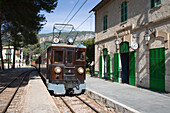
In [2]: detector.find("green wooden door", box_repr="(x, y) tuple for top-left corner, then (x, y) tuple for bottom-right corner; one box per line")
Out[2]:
(99, 55), (103, 79)
(107, 54), (111, 80)
(114, 53), (119, 82)
(129, 51), (136, 86)
(150, 48), (165, 92)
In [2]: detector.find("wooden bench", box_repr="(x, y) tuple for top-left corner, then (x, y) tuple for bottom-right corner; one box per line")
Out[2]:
(91, 70), (99, 77)
(107, 72), (118, 82)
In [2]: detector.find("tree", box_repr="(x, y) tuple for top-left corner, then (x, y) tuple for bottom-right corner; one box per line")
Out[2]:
(83, 38), (95, 74)
(23, 43), (42, 65)
(0, 0), (58, 69)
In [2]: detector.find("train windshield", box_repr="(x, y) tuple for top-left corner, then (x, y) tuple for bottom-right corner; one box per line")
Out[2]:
(54, 51), (63, 63)
(67, 51), (73, 63)
(76, 51), (85, 61)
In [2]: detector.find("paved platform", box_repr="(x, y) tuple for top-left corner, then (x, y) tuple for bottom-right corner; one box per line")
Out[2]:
(23, 71), (59, 113)
(86, 75), (170, 113)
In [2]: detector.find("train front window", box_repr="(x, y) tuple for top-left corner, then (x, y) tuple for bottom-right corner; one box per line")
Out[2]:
(76, 51), (85, 61)
(67, 51), (73, 63)
(54, 51), (63, 63)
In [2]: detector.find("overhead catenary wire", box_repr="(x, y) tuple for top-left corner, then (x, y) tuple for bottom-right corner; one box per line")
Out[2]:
(62, 0), (80, 24)
(75, 13), (93, 30)
(61, 0), (88, 30)
(72, 13), (94, 43)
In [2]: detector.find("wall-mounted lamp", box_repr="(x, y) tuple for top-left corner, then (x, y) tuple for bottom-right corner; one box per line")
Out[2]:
(115, 39), (119, 45)
(97, 45), (101, 51)
(144, 28), (155, 41)
(144, 33), (150, 41)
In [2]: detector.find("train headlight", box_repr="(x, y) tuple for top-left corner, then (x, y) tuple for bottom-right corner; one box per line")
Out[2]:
(54, 67), (61, 73)
(78, 67), (84, 74)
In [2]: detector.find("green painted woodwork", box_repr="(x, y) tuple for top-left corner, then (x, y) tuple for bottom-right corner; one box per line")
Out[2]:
(103, 15), (107, 31)
(129, 51), (136, 86)
(149, 48), (165, 92)
(99, 55), (103, 79)
(119, 42), (129, 53)
(121, 1), (127, 23)
(107, 54), (111, 80)
(151, 0), (162, 8)
(114, 53), (119, 82)
(103, 48), (108, 56)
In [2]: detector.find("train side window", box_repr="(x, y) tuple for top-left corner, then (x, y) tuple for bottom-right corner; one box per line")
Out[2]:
(48, 51), (51, 64)
(54, 51), (63, 63)
(67, 51), (73, 63)
(76, 51), (85, 61)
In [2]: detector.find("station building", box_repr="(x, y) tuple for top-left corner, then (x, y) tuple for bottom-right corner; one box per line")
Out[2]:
(91, 0), (170, 92)
(1, 46), (24, 68)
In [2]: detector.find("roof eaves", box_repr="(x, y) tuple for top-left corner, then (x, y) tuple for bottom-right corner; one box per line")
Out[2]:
(89, 0), (111, 13)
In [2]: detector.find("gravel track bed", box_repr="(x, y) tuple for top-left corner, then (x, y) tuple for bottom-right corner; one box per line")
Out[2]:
(6, 73), (30, 113)
(0, 69), (33, 113)
(53, 94), (116, 113)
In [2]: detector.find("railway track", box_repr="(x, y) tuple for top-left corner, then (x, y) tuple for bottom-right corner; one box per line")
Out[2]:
(0, 69), (28, 92)
(0, 69), (34, 113)
(53, 94), (115, 113)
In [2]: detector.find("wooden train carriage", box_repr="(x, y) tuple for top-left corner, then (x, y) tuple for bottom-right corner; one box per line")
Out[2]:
(38, 44), (86, 94)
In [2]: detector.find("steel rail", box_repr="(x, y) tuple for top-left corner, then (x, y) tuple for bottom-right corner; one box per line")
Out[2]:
(1, 69), (34, 113)
(60, 97), (75, 113)
(0, 69), (33, 94)
(76, 96), (100, 113)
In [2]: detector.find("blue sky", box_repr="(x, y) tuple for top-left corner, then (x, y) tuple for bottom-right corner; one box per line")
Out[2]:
(39, 0), (101, 34)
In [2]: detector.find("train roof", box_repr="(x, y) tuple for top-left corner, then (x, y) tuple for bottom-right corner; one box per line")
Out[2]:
(49, 43), (86, 49)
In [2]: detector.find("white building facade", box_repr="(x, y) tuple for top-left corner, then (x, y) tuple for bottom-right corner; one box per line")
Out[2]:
(2, 46), (24, 68)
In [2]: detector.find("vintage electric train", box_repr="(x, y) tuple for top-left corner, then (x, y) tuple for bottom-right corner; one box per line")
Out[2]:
(35, 24), (86, 95)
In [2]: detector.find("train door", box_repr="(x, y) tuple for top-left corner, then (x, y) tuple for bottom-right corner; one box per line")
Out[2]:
(120, 42), (129, 84)
(149, 47), (165, 92)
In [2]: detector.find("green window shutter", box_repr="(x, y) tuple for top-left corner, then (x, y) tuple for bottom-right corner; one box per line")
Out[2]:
(151, 0), (155, 8)
(99, 55), (103, 79)
(107, 54), (111, 80)
(155, 0), (162, 6)
(114, 53), (119, 82)
(103, 15), (107, 31)
(103, 16), (105, 30)
(151, 0), (162, 8)
(105, 15), (107, 30)
(129, 51), (136, 86)
(121, 1), (127, 23)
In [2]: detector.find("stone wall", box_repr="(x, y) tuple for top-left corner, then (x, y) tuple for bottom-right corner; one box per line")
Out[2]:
(94, 0), (170, 92)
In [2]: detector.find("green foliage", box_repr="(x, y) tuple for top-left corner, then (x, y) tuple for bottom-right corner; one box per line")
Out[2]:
(23, 43), (42, 57)
(83, 38), (95, 73)
(40, 41), (52, 50)
(0, 0), (58, 69)
(23, 43), (42, 64)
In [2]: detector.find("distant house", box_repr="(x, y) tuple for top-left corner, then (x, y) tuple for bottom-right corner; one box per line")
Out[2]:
(1, 46), (24, 68)
(91, 0), (170, 92)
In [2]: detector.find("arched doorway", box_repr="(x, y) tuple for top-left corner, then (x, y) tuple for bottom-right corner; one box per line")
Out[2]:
(119, 42), (129, 84)
(119, 41), (136, 85)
